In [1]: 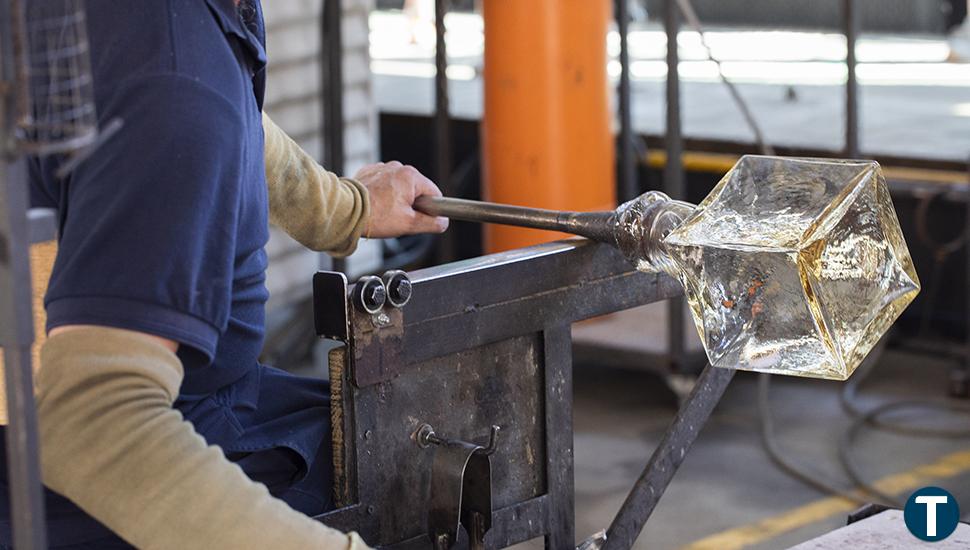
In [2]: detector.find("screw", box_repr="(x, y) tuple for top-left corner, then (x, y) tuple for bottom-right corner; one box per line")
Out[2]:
(416, 423), (441, 448)
(364, 282), (386, 310)
(364, 429), (372, 440)
(390, 277), (411, 304)
(382, 270), (412, 307)
(371, 311), (391, 328)
(367, 505), (376, 515)
(354, 276), (386, 314)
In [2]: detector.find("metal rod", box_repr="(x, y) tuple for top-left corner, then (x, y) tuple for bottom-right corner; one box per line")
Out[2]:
(964, 157), (970, 396)
(843, 0), (859, 158)
(603, 365), (735, 549)
(616, 0), (636, 201)
(1, 2), (48, 543)
(323, 0), (346, 273)
(322, 0), (344, 176)
(664, 0), (686, 370)
(0, 158), (48, 550)
(414, 196), (616, 244)
(434, 0), (454, 262)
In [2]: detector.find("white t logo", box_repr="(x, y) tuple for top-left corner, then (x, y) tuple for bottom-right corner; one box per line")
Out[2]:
(915, 495), (949, 537)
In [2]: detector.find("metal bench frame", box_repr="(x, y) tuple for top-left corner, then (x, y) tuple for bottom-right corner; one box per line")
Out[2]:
(312, 240), (733, 549)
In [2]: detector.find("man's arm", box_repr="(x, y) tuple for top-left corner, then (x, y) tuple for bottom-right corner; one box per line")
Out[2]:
(38, 326), (369, 550)
(262, 114), (447, 256)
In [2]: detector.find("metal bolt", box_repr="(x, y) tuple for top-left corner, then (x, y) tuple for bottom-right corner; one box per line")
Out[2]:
(364, 429), (372, 440)
(364, 283), (386, 310)
(391, 277), (411, 304)
(371, 311), (391, 328)
(382, 270), (412, 308)
(354, 276), (386, 314)
(416, 423), (441, 448)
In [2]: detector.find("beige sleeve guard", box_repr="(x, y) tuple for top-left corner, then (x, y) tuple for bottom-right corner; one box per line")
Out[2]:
(37, 327), (370, 550)
(262, 113), (370, 257)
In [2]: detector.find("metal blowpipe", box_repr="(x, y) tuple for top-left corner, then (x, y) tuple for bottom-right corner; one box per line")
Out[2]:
(414, 156), (921, 381)
(414, 196), (618, 244)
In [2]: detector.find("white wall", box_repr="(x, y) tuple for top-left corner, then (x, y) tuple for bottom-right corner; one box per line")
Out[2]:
(261, 0), (379, 309)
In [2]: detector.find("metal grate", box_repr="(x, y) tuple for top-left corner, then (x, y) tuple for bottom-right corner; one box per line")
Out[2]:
(16, 0), (99, 156)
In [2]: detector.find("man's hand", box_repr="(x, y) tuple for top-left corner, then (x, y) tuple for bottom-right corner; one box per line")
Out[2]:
(354, 161), (449, 238)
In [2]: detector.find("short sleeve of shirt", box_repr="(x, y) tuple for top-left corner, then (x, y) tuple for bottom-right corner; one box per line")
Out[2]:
(45, 74), (247, 365)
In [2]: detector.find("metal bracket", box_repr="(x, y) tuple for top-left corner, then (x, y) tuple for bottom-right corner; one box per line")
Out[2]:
(313, 271), (349, 341)
(420, 424), (499, 550)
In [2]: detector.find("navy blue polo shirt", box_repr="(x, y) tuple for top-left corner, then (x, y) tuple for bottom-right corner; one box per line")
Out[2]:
(34, 0), (269, 393)
(1, 1), (335, 547)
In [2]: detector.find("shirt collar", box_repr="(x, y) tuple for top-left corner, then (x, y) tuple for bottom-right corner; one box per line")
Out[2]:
(204, 0), (267, 67)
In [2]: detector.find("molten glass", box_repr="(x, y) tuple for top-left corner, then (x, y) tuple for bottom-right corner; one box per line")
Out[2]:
(613, 156), (920, 380)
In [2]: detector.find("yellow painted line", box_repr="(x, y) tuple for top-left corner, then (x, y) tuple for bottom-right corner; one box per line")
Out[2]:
(645, 150), (969, 187)
(680, 448), (970, 550)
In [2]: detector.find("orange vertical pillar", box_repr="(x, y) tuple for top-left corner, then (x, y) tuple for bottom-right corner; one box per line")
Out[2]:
(482, 0), (615, 253)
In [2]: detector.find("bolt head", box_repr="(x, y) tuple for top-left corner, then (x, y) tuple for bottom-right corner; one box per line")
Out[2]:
(364, 282), (386, 309)
(391, 277), (412, 303)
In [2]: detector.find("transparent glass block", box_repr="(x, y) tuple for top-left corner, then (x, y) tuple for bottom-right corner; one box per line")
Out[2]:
(616, 156), (920, 380)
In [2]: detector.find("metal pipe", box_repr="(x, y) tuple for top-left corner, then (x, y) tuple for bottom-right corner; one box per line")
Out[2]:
(414, 196), (616, 244)
(603, 366), (735, 549)
(434, 0), (454, 262)
(616, 0), (636, 202)
(963, 157), (970, 397)
(843, 0), (859, 158)
(322, 0), (346, 273)
(664, 0), (686, 370)
(322, 0), (344, 175)
(0, 159), (48, 550)
(0, 2), (48, 544)
(434, 0), (450, 192)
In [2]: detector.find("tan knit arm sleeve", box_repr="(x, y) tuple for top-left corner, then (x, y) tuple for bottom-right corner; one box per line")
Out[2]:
(37, 327), (370, 550)
(263, 113), (370, 257)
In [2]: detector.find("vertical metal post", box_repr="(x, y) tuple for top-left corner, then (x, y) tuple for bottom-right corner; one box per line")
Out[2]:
(322, 0), (346, 272)
(434, 0), (453, 262)
(963, 161), (970, 397)
(0, 161), (48, 550)
(1, 1), (48, 545)
(322, 0), (344, 176)
(664, 0), (685, 369)
(843, 0), (859, 158)
(616, 0), (636, 202)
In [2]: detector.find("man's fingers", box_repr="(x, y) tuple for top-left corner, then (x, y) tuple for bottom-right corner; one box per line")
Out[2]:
(406, 167), (443, 199)
(411, 213), (449, 234)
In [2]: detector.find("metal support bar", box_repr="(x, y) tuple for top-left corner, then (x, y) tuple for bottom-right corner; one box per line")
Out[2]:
(434, 0), (453, 262)
(616, 0), (636, 202)
(1, 0), (48, 544)
(603, 365), (735, 549)
(322, 0), (344, 177)
(843, 0), (859, 158)
(322, 0), (347, 273)
(963, 158), (970, 397)
(664, 0), (686, 370)
(0, 159), (48, 550)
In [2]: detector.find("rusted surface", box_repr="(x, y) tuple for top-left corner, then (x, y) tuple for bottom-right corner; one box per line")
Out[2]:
(357, 335), (545, 544)
(313, 240), (683, 547)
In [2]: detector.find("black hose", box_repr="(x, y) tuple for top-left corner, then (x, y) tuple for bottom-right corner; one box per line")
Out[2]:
(760, 340), (970, 510)
(758, 374), (875, 506)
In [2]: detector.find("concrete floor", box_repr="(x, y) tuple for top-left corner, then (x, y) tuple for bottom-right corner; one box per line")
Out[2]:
(546, 348), (970, 549)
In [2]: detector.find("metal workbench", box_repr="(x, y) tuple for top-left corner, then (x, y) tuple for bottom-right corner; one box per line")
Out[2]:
(312, 239), (734, 549)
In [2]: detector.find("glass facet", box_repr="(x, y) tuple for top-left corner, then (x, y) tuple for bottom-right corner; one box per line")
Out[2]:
(660, 156), (919, 380)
